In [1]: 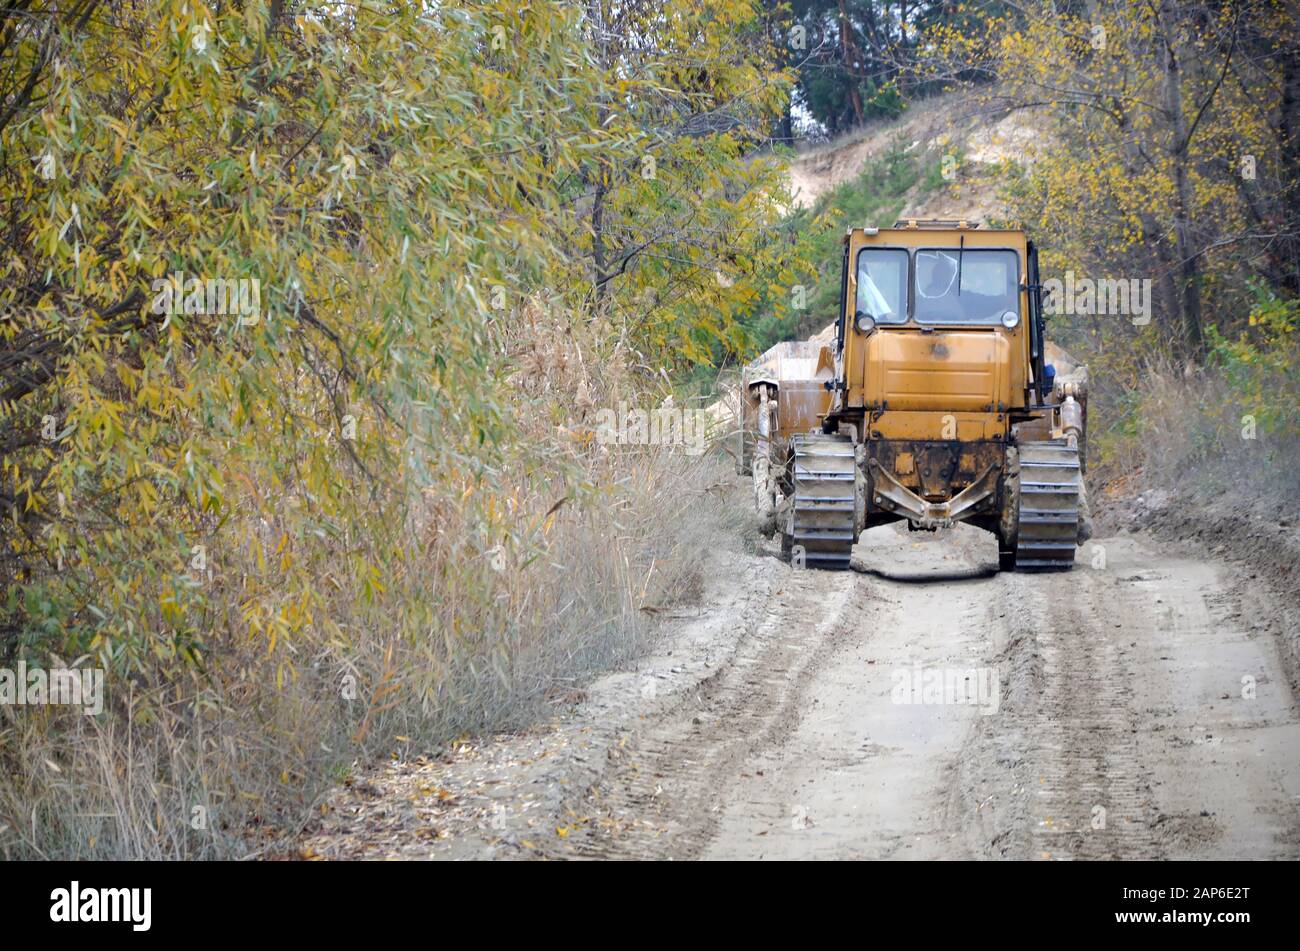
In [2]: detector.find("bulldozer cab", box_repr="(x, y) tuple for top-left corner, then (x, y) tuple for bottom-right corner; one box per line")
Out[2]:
(835, 219), (1050, 414)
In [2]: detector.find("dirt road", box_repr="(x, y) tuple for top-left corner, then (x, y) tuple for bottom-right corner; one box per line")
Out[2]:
(301, 517), (1300, 860)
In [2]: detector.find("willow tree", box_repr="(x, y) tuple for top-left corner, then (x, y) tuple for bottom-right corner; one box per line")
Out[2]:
(0, 2), (792, 679)
(570, 0), (795, 369)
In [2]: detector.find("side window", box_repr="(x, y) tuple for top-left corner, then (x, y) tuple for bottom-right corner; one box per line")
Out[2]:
(855, 249), (909, 323)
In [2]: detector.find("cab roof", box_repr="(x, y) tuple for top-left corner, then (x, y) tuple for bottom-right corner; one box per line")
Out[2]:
(844, 220), (1027, 248)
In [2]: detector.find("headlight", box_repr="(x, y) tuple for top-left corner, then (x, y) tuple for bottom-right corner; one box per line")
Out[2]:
(856, 313), (876, 333)
(1000, 310), (1020, 329)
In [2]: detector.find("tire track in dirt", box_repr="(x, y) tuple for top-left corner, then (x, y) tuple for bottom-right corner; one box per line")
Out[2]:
(701, 526), (1005, 859)
(544, 566), (865, 859)
(546, 522), (1015, 860)
(955, 534), (1300, 860)
(1008, 567), (1162, 859)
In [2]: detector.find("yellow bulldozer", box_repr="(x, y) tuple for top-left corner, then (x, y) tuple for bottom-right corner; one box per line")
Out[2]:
(740, 219), (1090, 571)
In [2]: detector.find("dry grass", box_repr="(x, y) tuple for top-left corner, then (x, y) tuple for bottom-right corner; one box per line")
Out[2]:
(1105, 361), (1299, 505)
(0, 450), (740, 860)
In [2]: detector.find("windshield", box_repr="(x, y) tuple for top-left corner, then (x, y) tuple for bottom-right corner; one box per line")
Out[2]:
(855, 248), (908, 324)
(915, 249), (1020, 325)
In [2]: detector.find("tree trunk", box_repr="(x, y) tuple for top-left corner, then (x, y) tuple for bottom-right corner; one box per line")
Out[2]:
(1277, 28), (1300, 293)
(591, 168), (608, 309)
(1159, 0), (1205, 363)
(839, 0), (864, 126)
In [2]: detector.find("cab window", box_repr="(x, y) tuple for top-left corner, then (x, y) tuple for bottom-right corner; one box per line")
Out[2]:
(854, 248), (909, 324)
(915, 249), (1019, 325)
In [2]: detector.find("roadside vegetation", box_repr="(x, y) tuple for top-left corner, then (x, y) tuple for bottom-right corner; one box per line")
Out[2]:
(1104, 286), (1299, 502)
(0, 1), (792, 858)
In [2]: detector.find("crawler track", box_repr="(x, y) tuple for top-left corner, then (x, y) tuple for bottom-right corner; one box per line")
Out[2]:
(783, 432), (858, 569)
(1014, 439), (1082, 571)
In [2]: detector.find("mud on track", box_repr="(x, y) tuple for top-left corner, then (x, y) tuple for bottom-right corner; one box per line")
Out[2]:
(299, 519), (1300, 860)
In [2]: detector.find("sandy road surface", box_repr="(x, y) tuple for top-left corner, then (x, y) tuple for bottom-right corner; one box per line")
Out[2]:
(300, 519), (1300, 860)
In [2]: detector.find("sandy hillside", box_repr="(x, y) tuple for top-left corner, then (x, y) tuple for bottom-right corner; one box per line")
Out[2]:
(787, 92), (1041, 222)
